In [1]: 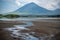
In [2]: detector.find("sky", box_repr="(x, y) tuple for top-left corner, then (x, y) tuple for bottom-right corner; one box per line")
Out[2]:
(0, 0), (60, 14)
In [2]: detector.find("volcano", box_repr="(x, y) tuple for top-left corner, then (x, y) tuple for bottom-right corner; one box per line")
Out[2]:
(16, 3), (52, 15)
(7, 2), (60, 15)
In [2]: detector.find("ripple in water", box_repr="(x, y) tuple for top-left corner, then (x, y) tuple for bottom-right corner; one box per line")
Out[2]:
(3, 22), (55, 40)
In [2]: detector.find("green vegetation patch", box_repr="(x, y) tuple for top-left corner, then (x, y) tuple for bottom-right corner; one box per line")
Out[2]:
(0, 14), (60, 19)
(4, 14), (20, 18)
(0, 14), (4, 18)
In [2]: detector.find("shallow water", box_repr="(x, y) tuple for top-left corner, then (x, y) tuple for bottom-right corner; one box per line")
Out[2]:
(3, 22), (56, 40)
(0, 18), (60, 22)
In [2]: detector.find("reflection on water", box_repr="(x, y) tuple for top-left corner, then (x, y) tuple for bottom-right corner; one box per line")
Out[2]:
(3, 22), (56, 40)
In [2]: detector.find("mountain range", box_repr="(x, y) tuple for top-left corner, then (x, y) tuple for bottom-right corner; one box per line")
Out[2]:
(7, 2), (60, 15)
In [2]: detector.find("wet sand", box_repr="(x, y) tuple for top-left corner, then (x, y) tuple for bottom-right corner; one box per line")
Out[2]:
(0, 20), (60, 40)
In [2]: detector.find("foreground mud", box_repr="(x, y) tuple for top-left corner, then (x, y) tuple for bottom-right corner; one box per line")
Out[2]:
(0, 21), (60, 40)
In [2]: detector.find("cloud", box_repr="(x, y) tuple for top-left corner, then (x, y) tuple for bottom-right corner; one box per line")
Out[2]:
(15, 0), (28, 8)
(33, 0), (60, 10)
(0, 0), (21, 13)
(16, 0), (21, 6)
(0, 0), (60, 14)
(18, 0), (60, 10)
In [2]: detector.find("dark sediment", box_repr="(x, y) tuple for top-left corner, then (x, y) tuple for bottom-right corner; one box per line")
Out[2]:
(0, 21), (60, 40)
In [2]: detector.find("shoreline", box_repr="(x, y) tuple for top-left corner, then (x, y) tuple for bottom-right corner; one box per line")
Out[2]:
(0, 17), (60, 22)
(0, 19), (60, 40)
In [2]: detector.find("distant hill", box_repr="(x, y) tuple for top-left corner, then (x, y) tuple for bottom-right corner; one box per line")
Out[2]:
(15, 3), (52, 15)
(6, 2), (60, 16)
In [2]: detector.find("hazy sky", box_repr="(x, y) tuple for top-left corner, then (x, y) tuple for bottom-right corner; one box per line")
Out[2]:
(0, 0), (60, 14)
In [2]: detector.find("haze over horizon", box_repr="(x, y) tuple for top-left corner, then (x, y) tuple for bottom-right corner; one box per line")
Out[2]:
(0, 0), (60, 14)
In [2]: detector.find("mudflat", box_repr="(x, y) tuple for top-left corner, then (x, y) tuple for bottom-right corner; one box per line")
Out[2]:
(0, 20), (60, 40)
